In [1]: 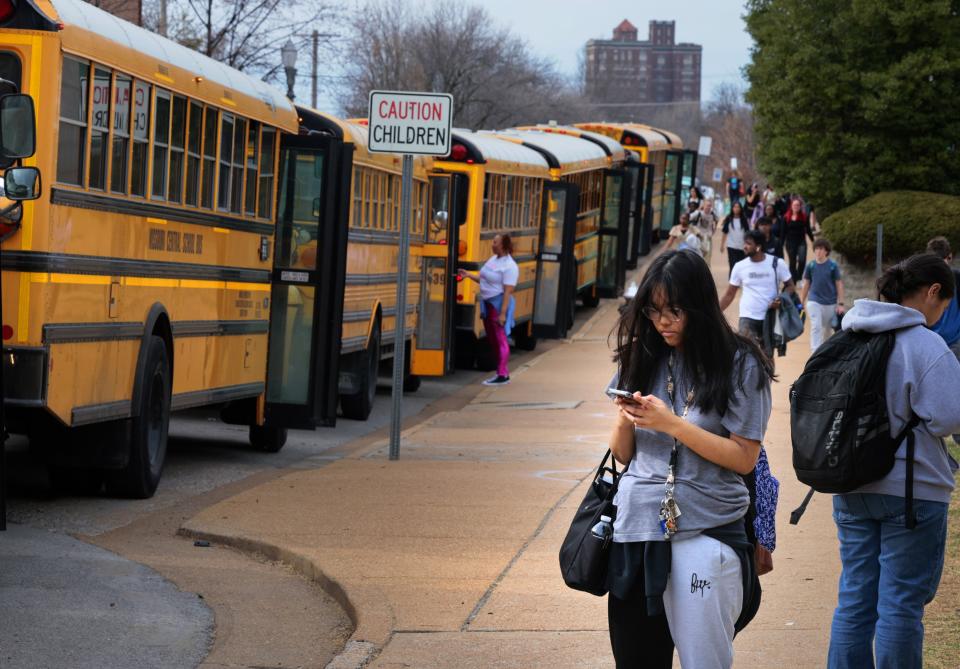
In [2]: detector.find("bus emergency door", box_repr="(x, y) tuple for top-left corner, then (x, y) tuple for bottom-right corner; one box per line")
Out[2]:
(638, 163), (655, 256)
(411, 174), (465, 376)
(533, 182), (578, 339)
(660, 150), (684, 238)
(680, 150), (698, 209)
(624, 161), (642, 270)
(597, 168), (629, 297)
(264, 133), (349, 429)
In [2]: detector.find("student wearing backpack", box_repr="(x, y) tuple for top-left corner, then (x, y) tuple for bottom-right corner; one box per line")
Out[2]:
(607, 249), (773, 669)
(827, 254), (960, 669)
(719, 230), (796, 361)
(800, 238), (846, 351)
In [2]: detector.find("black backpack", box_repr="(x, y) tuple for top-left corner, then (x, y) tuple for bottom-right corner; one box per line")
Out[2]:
(789, 328), (921, 528)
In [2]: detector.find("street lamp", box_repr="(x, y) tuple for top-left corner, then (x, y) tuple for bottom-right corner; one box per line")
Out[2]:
(281, 40), (297, 101)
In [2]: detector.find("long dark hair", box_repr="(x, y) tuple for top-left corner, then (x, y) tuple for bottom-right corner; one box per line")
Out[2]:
(724, 201), (747, 231)
(614, 250), (774, 415)
(877, 253), (955, 303)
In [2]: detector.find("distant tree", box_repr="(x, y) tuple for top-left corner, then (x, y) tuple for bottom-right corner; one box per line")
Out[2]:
(141, 0), (339, 89)
(340, 0), (592, 128)
(744, 0), (960, 215)
(701, 82), (759, 190)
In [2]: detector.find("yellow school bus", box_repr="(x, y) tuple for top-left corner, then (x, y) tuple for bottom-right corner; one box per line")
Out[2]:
(575, 122), (672, 260)
(411, 130), (549, 375)
(515, 124), (634, 297)
(306, 111), (428, 419)
(484, 129), (611, 322)
(0, 0), (354, 497)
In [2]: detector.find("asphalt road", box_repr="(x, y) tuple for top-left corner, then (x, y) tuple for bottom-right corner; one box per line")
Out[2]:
(0, 364), (500, 669)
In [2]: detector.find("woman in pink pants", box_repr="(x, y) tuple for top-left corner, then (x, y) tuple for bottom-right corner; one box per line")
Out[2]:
(458, 234), (519, 386)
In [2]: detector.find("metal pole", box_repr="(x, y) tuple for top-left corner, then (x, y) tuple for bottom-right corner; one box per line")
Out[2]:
(876, 224), (883, 278)
(311, 30), (318, 109)
(389, 154), (414, 460)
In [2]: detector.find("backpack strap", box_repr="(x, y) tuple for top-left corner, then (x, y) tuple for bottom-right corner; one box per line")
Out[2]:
(897, 415), (922, 529)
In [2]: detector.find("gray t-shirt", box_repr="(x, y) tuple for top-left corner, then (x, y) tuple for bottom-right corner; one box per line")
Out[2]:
(608, 351), (771, 542)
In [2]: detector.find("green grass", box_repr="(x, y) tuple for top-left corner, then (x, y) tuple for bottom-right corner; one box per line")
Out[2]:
(924, 438), (960, 668)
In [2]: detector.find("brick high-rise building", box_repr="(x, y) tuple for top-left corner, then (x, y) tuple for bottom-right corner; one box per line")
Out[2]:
(584, 19), (702, 112)
(88, 0), (142, 25)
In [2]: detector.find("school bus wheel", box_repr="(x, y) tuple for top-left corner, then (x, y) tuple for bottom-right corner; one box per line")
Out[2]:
(341, 317), (381, 421)
(249, 425), (288, 453)
(105, 336), (171, 498)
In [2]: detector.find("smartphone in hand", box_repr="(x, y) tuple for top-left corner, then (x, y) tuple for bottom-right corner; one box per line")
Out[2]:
(606, 388), (639, 402)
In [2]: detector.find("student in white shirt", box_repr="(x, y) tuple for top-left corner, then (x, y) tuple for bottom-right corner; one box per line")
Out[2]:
(458, 233), (519, 385)
(719, 230), (796, 359)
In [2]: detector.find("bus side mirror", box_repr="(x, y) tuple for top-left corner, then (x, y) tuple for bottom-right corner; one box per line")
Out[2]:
(4, 166), (41, 200)
(0, 94), (36, 159)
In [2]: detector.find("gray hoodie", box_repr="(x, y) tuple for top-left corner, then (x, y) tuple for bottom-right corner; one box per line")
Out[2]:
(842, 299), (960, 504)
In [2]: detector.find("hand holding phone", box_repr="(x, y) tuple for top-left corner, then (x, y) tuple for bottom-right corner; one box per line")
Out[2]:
(606, 388), (640, 402)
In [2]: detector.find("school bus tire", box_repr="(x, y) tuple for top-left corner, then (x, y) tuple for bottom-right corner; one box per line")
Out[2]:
(249, 425), (288, 453)
(105, 336), (171, 499)
(403, 341), (421, 392)
(513, 324), (537, 351)
(341, 319), (380, 421)
(582, 287), (601, 309)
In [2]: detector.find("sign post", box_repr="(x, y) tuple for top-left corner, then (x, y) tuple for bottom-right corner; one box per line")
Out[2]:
(368, 91), (453, 461)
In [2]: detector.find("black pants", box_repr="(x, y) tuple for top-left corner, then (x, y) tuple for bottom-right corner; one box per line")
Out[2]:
(785, 238), (807, 283)
(727, 247), (746, 275)
(608, 593), (674, 668)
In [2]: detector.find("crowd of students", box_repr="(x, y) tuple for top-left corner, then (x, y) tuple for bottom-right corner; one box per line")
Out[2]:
(604, 189), (959, 667)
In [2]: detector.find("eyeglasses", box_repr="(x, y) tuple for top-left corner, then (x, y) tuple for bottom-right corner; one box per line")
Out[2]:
(642, 305), (684, 322)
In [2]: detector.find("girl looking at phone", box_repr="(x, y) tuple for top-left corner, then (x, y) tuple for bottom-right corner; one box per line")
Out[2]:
(605, 249), (774, 668)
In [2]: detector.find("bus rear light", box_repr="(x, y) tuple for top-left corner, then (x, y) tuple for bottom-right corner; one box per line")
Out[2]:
(449, 144), (468, 161)
(458, 240), (467, 256)
(456, 294), (463, 302)
(2, 324), (12, 340)
(0, 0), (16, 23)
(455, 274), (463, 282)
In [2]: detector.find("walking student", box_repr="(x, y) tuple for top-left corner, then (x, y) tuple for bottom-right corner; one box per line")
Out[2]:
(690, 199), (719, 263)
(925, 236), (960, 444)
(457, 233), (518, 386)
(800, 238), (845, 351)
(782, 198), (815, 282)
(664, 212), (701, 252)
(719, 230), (796, 360)
(828, 254), (960, 669)
(607, 249), (773, 668)
(720, 200), (749, 276)
(756, 216), (783, 259)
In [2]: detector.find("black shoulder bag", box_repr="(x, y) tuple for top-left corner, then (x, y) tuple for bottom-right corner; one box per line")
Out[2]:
(558, 449), (619, 596)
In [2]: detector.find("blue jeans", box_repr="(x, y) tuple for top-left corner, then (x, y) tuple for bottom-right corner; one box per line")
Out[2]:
(828, 493), (949, 669)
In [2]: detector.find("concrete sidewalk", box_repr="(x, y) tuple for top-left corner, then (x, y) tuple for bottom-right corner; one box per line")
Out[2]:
(182, 248), (841, 668)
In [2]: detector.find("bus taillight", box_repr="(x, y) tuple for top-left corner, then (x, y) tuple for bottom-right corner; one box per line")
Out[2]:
(449, 144), (468, 161)
(2, 324), (12, 340)
(0, 0), (16, 24)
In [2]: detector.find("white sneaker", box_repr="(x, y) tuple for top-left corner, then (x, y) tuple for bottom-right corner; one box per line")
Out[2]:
(482, 375), (510, 386)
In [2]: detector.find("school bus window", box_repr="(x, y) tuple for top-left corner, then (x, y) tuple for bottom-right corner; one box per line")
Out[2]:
(380, 174), (389, 231)
(88, 67), (111, 190)
(57, 56), (89, 186)
(371, 171), (380, 229)
(151, 89), (171, 199)
(130, 80), (151, 196)
(244, 121), (260, 215)
(185, 101), (202, 206)
(167, 95), (186, 203)
(0, 51), (21, 89)
(257, 126), (275, 219)
(217, 112), (234, 210)
(110, 74), (132, 194)
(201, 107), (218, 208)
(362, 170), (371, 228)
(230, 117), (245, 213)
(350, 168), (360, 227)
(392, 176), (401, 232)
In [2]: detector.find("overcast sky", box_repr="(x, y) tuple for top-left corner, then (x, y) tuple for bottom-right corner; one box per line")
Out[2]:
(317, 0), (752, 110)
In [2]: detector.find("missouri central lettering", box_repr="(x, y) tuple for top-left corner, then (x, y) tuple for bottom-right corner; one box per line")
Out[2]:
(371, 124), (448, 147)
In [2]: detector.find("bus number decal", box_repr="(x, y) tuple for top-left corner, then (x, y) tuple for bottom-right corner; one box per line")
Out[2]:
(149, 227), (203, 255)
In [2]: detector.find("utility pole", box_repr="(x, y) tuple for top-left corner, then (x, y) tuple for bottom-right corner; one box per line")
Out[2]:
(158, 0), (167, 36)
(312, 30), (318, 109)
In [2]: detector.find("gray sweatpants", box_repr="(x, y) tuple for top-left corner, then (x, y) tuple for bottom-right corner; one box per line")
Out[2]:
(663, 533), (743, 669)
(951, 340), (960, 444)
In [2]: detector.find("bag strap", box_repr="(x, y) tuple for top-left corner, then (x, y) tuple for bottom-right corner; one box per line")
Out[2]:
(897, 415), (921, 530)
